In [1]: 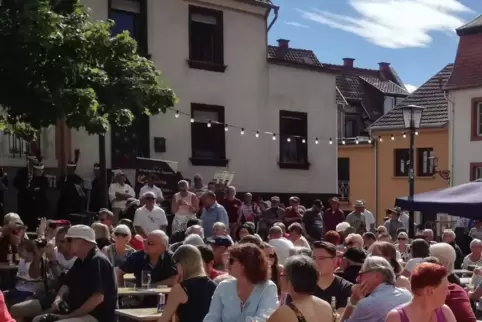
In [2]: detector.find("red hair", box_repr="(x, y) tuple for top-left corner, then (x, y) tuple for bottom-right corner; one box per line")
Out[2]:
(324, 230), (341, 245)
(410, 263), (447, 293)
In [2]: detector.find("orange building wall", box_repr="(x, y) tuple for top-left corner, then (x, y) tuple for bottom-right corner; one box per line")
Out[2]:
(374, 128), (449, 224)
(338, 144), (375, 213)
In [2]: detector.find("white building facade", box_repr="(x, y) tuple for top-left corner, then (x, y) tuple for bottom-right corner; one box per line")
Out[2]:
(446, 15), (482, 186)
(71, 0), (338, 196)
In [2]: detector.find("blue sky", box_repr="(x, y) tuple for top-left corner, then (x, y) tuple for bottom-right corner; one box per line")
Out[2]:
(268, 0), (482, 92)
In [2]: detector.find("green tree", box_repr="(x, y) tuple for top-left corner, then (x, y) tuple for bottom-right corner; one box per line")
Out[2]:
(0, 0), (176, 136)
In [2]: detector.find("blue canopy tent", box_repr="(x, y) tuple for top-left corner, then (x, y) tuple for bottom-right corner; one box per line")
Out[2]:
(395, 181), (482, 220)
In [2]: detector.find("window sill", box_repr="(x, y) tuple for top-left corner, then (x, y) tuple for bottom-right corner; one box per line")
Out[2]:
(470, 135), (482, 142)
(187, 60), (227, 73)
(278, 162), (311, 170)
(392, 176), (436, 180)
(190, 158), (229, 167)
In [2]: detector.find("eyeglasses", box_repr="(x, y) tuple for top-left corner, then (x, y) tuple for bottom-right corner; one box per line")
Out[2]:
(114, 232), (128, 238)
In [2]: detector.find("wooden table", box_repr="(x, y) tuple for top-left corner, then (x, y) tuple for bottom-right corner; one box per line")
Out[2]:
(454, 269), (473, 275)
(118, 287), (171, 296)
(115, 308), (162, 321)
(0, 263), (18, 270)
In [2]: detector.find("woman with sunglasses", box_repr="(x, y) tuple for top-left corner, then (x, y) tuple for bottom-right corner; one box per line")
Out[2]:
(260, 243), (282, 296)
(159, 245), (216, 322)
(204, 243), (278, 322)
(395, 232), (410, 262)
(102, 224), (134, 267)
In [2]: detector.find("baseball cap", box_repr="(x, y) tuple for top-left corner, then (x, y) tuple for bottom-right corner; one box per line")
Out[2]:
(65, 225), (96, 244)
(343, 248), (366, 264)
(206, 236), (233, 248)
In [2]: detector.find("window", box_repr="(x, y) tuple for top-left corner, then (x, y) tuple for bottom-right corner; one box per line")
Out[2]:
(190, 104), (228, 166)
(109, 0), (148, 56)
(471, 99), (482, 141)
(470, 163), (482, 181)
(338, 157), (350, 200)
(417, 148), (434, 176)
(394, 148), (410, 177)
(188, 5), (226, 72)
(279, 111), (309, 169)
(384, 96), (396, 114)
(345, 120), (354, 137)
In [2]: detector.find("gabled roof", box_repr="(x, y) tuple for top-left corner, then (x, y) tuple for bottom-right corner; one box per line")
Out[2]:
(456, 14), (482, 36)
(369, 64), (454, 131)
(359, 76), (409, 96)
(267, 45), (323, 67)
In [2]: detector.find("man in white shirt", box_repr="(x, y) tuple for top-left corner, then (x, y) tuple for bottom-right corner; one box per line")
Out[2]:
(108, 171), (135, 224)
(133, 191), (168, 237)
(268, 226), (294, 265)
(139, 174), (164, 204)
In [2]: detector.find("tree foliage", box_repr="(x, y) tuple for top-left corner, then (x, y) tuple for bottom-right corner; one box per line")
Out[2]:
(0, 0), (177, 138)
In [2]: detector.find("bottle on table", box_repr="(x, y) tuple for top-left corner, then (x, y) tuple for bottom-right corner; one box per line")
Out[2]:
(157, 293), (166, 313)
(331, 296), (338, 322)
(7, 245), (14, 266)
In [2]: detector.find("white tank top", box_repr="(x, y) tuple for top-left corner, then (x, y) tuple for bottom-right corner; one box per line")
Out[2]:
(175, 192), (195, 216)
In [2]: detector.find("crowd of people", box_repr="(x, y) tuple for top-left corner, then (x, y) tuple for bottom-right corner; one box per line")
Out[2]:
(1, 171), (482, 322)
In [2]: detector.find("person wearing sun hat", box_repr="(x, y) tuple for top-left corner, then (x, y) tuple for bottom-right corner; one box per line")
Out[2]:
(32, 224), (118, 322)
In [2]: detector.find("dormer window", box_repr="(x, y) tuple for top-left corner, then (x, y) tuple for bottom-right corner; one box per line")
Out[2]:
(384, 96), (396, 114)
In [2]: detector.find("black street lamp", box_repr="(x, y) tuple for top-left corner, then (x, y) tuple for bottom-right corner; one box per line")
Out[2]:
(402, 104), (425, 238)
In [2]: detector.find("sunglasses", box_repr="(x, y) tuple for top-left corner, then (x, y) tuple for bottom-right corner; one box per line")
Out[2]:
(114, 232), (128, 238)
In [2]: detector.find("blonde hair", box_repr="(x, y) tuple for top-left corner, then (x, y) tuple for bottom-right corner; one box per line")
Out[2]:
(346, 233), (364, 247)
(3, 213), (20, 226)
(172, 245), (206, 280)
(429, 243), (455, 273)
(92, 222), (110, 240)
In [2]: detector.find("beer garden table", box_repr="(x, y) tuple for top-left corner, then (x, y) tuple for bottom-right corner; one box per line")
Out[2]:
(115, 308), (162, 321)
(117, 286), (171, 296)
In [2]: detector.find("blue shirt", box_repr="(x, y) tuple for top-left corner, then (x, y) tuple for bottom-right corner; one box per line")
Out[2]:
(119, 250), (177, 286)
(200, 202), (229, 238)
(203, 279), (278, 322)
(347, 283), (412, 322)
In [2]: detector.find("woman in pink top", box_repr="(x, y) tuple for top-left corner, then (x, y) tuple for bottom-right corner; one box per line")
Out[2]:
(171, 180), (199, 233)
(385, 263), (456, 322)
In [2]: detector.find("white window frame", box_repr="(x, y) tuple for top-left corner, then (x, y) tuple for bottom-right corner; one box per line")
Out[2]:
(475, 167), (482, 180)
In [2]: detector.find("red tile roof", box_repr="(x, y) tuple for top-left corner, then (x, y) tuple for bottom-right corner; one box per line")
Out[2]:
(370, 64), (453, 130)
(446, 15), (482, 90)
(267, 45), (323, 66)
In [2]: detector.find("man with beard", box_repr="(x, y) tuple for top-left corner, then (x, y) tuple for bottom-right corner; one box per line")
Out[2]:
(57, 162), (85, 219)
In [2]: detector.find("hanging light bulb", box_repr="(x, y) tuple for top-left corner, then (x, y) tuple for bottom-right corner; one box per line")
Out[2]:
(341, 138), (346, 145)
(272, 134), (276, 140)
(287, 137), (291, 142)
(402, 132), (407, 139)
(224, 125), (228, 132)
(207, 120), (211, 128)
(240, 128), (244, 135)
(255, 131), (259, 138)
(415, 131), (419, 136)
(355, 137), (359, 144)
(315, 137), (319, 144)
(368, 138), (372, 144)
(190, 117), (194, 123)
(302, 138), (306, 144)
(175, 111), (179, 118)
(391, 134), (395, 141)
(329, 138), (333, 145)
(379, 137), (383, 142)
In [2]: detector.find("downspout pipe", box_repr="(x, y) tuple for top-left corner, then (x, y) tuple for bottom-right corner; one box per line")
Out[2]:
(444, 89), (455, 187)
(267, 6), (279, 32)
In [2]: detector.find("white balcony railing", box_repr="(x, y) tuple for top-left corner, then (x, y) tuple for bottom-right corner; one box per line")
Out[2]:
(338, 180), (350, 201)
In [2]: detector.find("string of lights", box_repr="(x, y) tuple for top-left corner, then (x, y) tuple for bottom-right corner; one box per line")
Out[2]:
(167, 107), (420, 145)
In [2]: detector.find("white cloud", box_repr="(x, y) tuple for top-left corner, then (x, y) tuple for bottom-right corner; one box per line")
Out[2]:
(405, 84), (418, 93)
(285, 21), (310, 28)
(297, 0), (473, 49)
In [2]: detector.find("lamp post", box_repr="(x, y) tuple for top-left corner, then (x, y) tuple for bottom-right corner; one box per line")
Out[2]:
(402, 104), (425, 238)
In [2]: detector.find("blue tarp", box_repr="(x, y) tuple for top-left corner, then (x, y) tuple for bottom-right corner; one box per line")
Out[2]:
(395, 181), (482, 219)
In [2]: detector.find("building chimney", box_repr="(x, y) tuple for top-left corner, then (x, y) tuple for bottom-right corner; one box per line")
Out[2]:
(343, 58), (355, 67)
(379, 62), (391, 71)
(277, 39), (290, 49)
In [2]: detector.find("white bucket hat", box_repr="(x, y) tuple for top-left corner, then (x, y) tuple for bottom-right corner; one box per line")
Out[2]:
(65, 225), (96, 244)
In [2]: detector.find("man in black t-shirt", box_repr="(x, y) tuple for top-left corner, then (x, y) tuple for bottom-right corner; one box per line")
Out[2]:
(312, 241), (352, 315)
(33, 225), (117, 322)
(302, 200), (324, 241)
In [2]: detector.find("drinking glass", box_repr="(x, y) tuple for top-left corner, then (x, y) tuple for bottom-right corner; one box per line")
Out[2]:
(141, 270), (151, 289)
